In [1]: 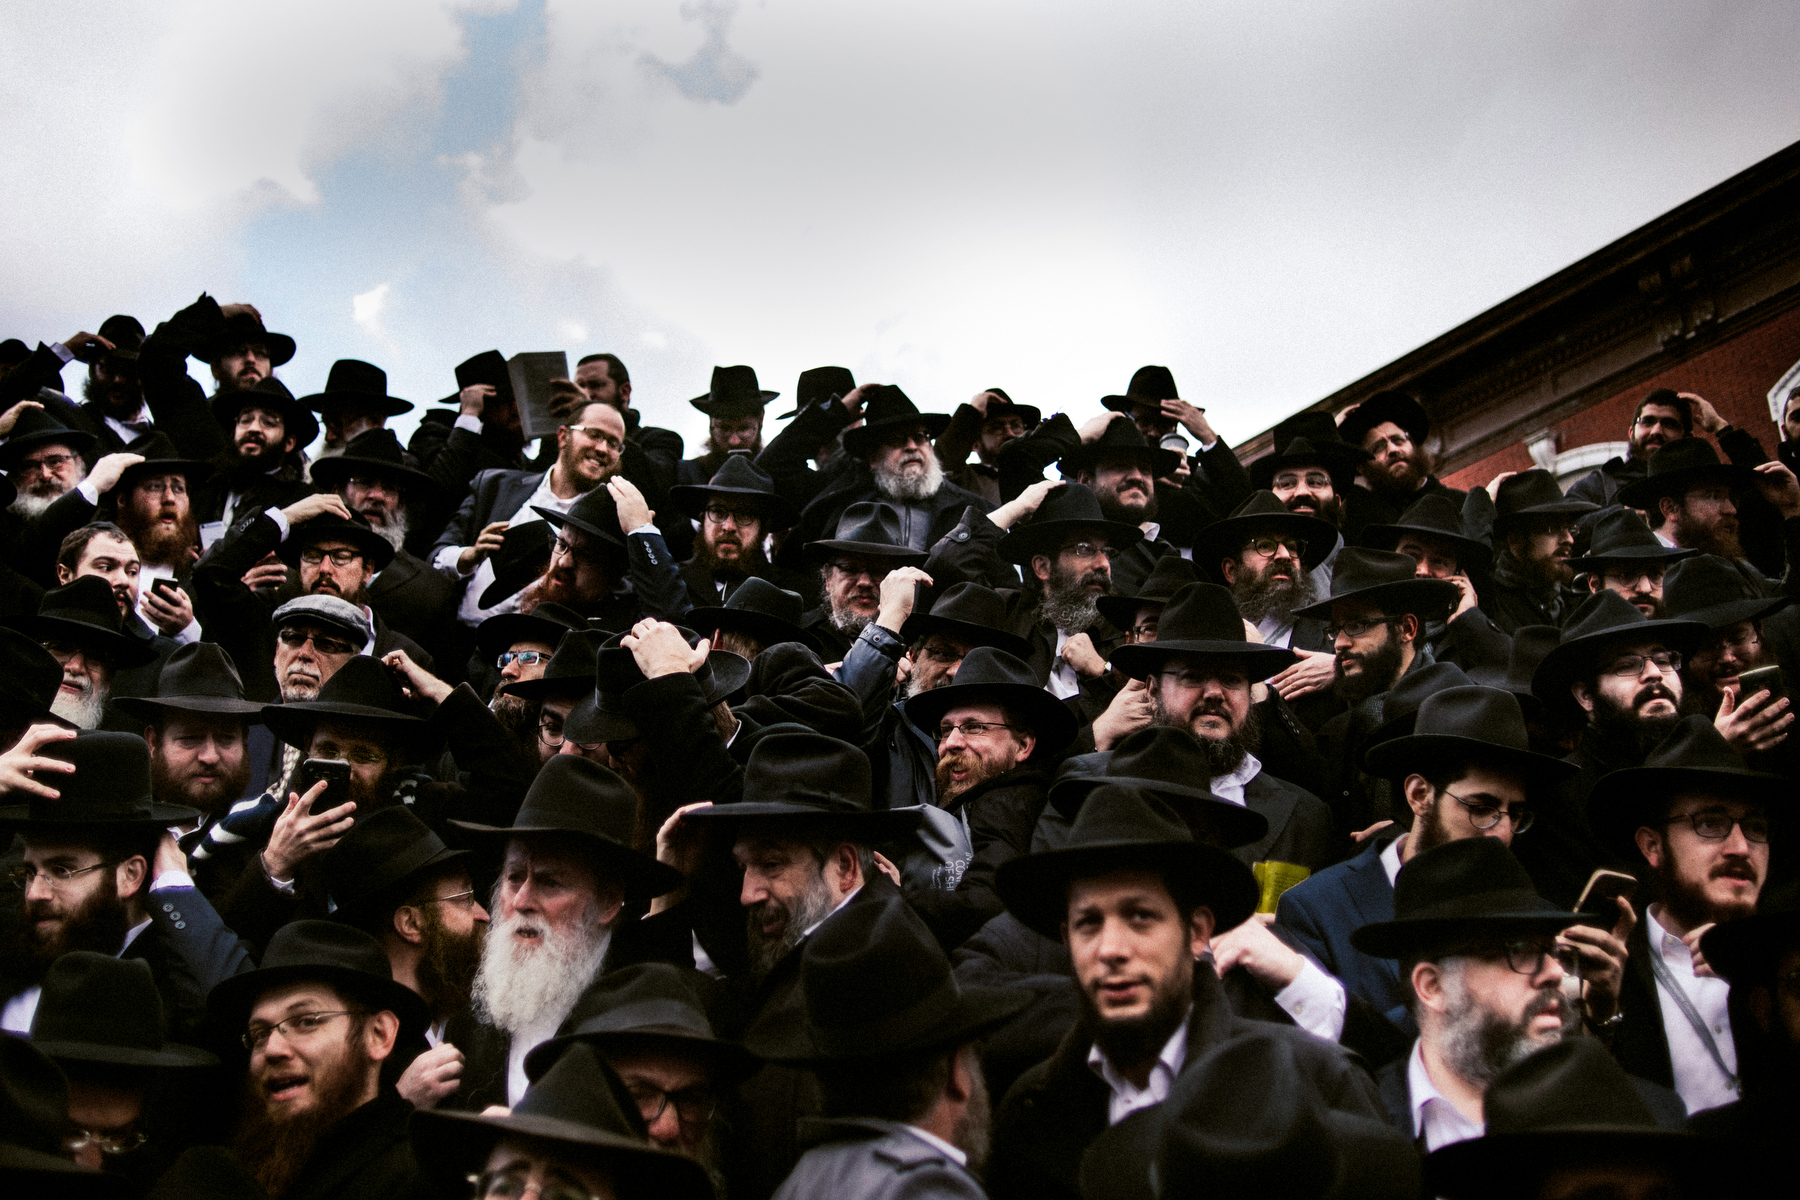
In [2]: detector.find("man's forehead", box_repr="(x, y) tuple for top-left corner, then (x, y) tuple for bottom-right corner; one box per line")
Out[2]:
(20, 836), (104, 863)
(508, 638), (558, 655)
(131, 471), (185, 490)
(1602, 639), (1671, 661)
(1058, 533), (1109, 552)
(1394, 532), (1454, 556)
(80, 535), (138, 565)
(1639, 403), (1683, 423)
(309, 720), (385, 749)
(162, 711), (247, 738)
(1665, 791), (1763, 818)
(1362, 420), (1408, 446)
(22, 441), (78, 462)
(504, 837), (599, 877)
(1329, 599), (1388, 622)
(1068, 868), (1175, 909)
(733, 834), (805, 862)
(920, 632), (973, 655)
(1273, 463), (1333, 482)
(250, 980), (345, 1021)
(943, 700), (1008, 724)
(237, 404), (285, 425)
(303, 538), (361, 554)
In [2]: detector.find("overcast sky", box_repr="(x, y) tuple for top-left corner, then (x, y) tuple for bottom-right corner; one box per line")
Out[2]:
(4, 1), (1798, 456)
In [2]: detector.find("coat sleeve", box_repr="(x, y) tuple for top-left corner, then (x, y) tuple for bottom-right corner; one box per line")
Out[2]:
(624, 529), (691, 622)
(0, 343), (72, 407)
(757, 399), (854, 509)
(835, 623), (907, 754)
(907, 779), (1047, 951)
(142, 882), (256, 1039)
(138, 295), (231, 462)
(430, 469), (496, 560)
(411, 684), (537, 829)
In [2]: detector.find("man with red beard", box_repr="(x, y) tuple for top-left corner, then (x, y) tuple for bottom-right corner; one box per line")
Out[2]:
(1621, 437), (1794, 595)
(1, 731), (249, 1042)
(1484, 470), (1599, 635)
(1337, 391), (1466, 525)
(1587, 716), (1792, 1116)
(114, 642), (262, 826)
(207, 920), (431, 1200)
(664, 453), (811, 609)
(105, 433), (209, 643)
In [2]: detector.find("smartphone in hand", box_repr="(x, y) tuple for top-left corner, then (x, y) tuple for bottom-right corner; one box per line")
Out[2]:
(296, 758), (352, 816)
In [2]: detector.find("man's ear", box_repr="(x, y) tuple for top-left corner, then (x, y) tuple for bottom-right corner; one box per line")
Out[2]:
(1504, 530), (1527, 560)
(1014, 731), (1037, 762)
(1188, 906), (1216, 958)
(392, 905), (426, 947)
(1031, 554), (1052, 584)
(1219, 558), (1238, 585)
(281, 436), (298, 456)
(1657, 495), (1680, 527)
(594, 881), (626, 929)
(1634, 825), (1665, 870)
(1570, 681), (1597, 716)
(1587, 574), (1603, 594)
(1402, 775), (1435, 820)
(56, 564), (74, 586)
(1398, 614), (1421, 644)
(1411, 961), (1447, 1015)
(363, 1009), (401, 1062)
(115, 855), (149, 899)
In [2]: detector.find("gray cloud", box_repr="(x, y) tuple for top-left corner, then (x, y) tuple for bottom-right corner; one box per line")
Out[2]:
(643, 0), (759, 105)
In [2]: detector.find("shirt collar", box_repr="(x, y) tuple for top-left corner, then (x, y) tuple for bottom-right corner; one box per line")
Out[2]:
(903, 1125), (968, 1167)
(1405, 1038), (1452, 1137)
(1380, 838), (1403, 887)
(119, 915), (154, 954)
(1213, 751), (1260, 794)
(1086, 1007), (1191, 1092)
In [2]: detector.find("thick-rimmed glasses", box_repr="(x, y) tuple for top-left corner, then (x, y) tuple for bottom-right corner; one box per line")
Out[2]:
(937, 720), (1021, 741)
(497, 649), (548, 670)
(299, 547), (363, 567)
(277, 628), (357, 656)
(1444, 789), (1534, 834)
(537, 718), (601, 754)
(1324, 616), (1402, 641)
(563, 425), (623, 453)
(1600, 651), (1680, 678)
(1498, 938), (1579, 977)
(1658, 812), (1770, 844)
(703, 506), (759, 527)
(16, 452), (77, 477)
(63, 1128), (148, 1157)
(1242, 537), (1307, 561)
(625, 1081), (717, 1128)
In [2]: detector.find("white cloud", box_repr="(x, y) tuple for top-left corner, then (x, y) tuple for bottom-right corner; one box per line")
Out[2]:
(352, 283), (395, 344)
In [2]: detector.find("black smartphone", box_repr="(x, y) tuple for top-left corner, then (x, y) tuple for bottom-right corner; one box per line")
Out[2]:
(297, 758), (351, 816)
(1738, 664), (1785, 702)
(150, 577), (182, 601)
(1574, 867), (1638, 915)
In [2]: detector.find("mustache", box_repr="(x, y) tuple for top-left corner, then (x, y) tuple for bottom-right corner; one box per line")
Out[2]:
(1076, 570), (1109, 589)
(1632, 684), (1678, 708)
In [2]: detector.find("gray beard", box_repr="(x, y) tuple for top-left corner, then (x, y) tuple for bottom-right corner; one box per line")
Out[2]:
(9, 489), (67, 519)
(829, 605), (874, 637)
(363, 512), (407, 554)
(472, 896), (612, 1037)
(1436, 962), (1573, 1088)
(874, 453), (944, 502)
(1041, 586), (1101, 635)
(1231, 565), (1314, 626)
(748, 869), (840, 978)
(51, 681), (107, 730)
(903, 668), (952, 701)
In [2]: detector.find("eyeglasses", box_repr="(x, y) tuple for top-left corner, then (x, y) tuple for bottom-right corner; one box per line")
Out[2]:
(242, 1009), (361, 1052)
(277, 628), (358, 656)
(1601, 567), (1666, 589)
(299, 547), (363, 567)
(63, 1128), (148, 1157)
(551, 535), (608, 569)
(346, 475), (399, 494)
(1657, 812), (1771, 844)
(468, 1166), (610, 1200)
(878, 429), (933, 449)
(1600, 650), (1681, 677)
(1696, 628), (1760, 659)
(703, 506), (760, 527)
(422, 889), (477, 908)
(1061, 542), (1112, 561)
(1444, 789), (1534, 834)
(563, 425), (623, 452)
(16, 452), (77, 476)
(313, 746), (389, 766)
(1498, 938), (1579, 977)
(537, 718), (601, 753)
(625, 1081), (717, 1128)
(1242, 536), (1307, 561)
(42, 640), (112, 669)
(4, 861), (118, 891)
(936, 720), (1021, 741)
(133, 478), (187, 497)
(1324, 616), (1402, 641)
(1271, 472), (1332, 491)
(497, 650), (548, 669)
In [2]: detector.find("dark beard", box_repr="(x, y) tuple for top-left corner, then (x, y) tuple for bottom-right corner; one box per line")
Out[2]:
(1040, 560), (1107, 633)
(150, 750), (252, 817)
(1097, 484), (1156, 526)
(1287, 492), (1344, 530)
(934, 748), (1009, 804)
(1150, 693), (1263, 775)
(1230, 561), (1313, 625)
(415, 904), (485, 1019)
(1084, 967), (1191, 1081)
(83, 372), (143, 419)
(746, 871), (838, 979)
(1366, 449), (1430, 499)
(306, 578), (370, 608)
(117, 506), (200, 568)
(1440, 974), (1569, 1088)
(954, 1064), (992, 1176)
(1674, 510), (1744, 560)
(694, 535), (768, 578)
(1333, 632), (1406, 705)
(1412, 792), (1461, 855)
(14, 874), (131, 983)
(489, 693), (540, 757)
(233, 1034), (373, 1197)
(1587, 686), (1682, 760)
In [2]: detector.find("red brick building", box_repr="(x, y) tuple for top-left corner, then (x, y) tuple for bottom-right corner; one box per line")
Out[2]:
(1236, 140), (1800, 492)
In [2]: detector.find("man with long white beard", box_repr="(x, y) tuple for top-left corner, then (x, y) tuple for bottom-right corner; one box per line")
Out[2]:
(11, 575), (158, 728)
(443, 754), (683, 1111)
(1, 405), (149, 586)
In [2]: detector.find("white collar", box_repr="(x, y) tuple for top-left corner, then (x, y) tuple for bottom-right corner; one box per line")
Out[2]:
(1380, 838), (1403, 887)
(1086, 1007), (1190, 1108)
(119, 915), (153, 954)
(1406, 1038), (1481, 1146)
(903, 1125), (968, 1167)
(1209, 751), (1261, 797)
(1645, 906), (1692, 964)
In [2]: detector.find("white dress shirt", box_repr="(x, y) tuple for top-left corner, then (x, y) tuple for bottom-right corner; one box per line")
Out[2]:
(1208, 752), (1261, 809)
(438, 471), (580, 625)
(1645, 906), (1738, 1113)
(1256, 614), (1296, 649)
(1407, 1038), (1483, 1151)
(1088, 1007), (1190, 1125)
(1048, 628), (1080, 699)
(1380, 837), (1404, 886)
(1269, 840), (1402, 1043)
(903, 1125), (968, 1167)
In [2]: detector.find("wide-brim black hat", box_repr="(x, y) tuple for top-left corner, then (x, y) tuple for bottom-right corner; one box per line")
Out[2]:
(0, 406), (97, 470)
(1111, 582), (1300, 683)
(321, 806), (470, 920)
(1660, 552), (1791, 630)
(1360, 492), (1492, 576)
(1699, 877), (1800, 986)
(0, 1038), (134, 1197)
(439, 349), (515, 406)
(997, 482), (1145, 566)
(474, 602), (585, 664)
(998, 784), (1259, 938)
(1490, 468), (1599, 531)
(450, 755), (683, 901)
(1359, 661), (1475, 749)
(668, 451), (798, 528)
(111, 642), (265, 721)
(839, 385), (952, 459)
(1336, 390), (1431, 448)
(523, 964), (759, 1085)
(211, 376), (320, 450)
(1194, 489), (1337, 573)
(299, 358), (413, 417)
(107, 431), (215, 499)
(1566, 507), (1696, 573)
(498, 628), (608, 701)
(202, 312), (296, 368)
(684, 576), (818, 653)
(0, 627), (69, 730)
(1530, 590), (1712, 718)
(30, 952), (217, 1069)
(1057, 417), (1180, 480)
(1095, 554), (1199, 630)
(412, 1042), (712, 1200)
(206, 920), (429, 1037)
(1349, 837), (1597, 959)
(1617, 437), (1758, 510)
(566, 633), (754, 743)
(275, 510), (397, 573)
(803, 501), (930, 565)
(308, 428), (440, 500)
(776, 364), (856, 420)
(902, 646), (1079, 760)
(532, 490), (629, 555)
(260, 655), (429, 753)
(682, 729), (923, 843)
(6, 575), (160, 669)
(1099, 365), (1180, 414)
(1247, 434), (1370, 492)
(1291, 547), (1460, 621)
(1044, 727), (1270, 850)
(898, 581), (1032, 660)
(690, 363), (778, 418)
(1362, 686), (1576, 785)
(976, 388), (1041, 429)
(477, 520), (556, 609)
(0, 730), (199, 831)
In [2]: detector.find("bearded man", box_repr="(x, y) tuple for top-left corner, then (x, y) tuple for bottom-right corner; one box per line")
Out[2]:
(1199, 492), (1339, 695)
(1484, 470), (1600, 634)
(114, 642), (262, 825)
(663, 453), (812, 608)
(71, 314), (151, 452)
(1622, 437), (1792, 597)
(1, 407), (146, 588)
(1337, 391), (1467, 523)
(1058, 414), (1183, 596)
(1, 731), (248, 1042)
(678, 363), (774, 487)
(441, 755), (682, 1111)
(208, 921), (430, 1200)
(105, 435), (209, 641)
(1568, 388), (1767, 516)
(799, 501), (930, 663)
(53, 523), (181, 693)
(14, 573), (159, 728)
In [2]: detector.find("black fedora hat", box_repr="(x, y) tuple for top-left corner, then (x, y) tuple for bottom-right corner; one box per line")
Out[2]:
(524, 963), (759, 1085)
(1056, 416), (1180, 480)
(775, 364), (855, 420)
(1349, 837), (1594, 959)
(498, 628), (608, 701)
(412, 1041), (712, 1200)
(260, 654), (428, 752)
(902, 646), (1079, 760)
(667, 452), (799, 528)
(974, 386), (1040, 429)
(681, 729), (923, 843)
(839, 385), (952, 459)
(1249, 428), (1371, 493)
(476, 520), (555, 609)
(6, 575), (159, 669)
(0, 1036), (130, 1195)
(1566, 507), (1695, 573)
(0, 405), (96, 470)
(0, 730), (197, 830)
(997, 481), (1145, 566)
(1111, 582), (1300, 683)
(308, 427), (441, 501)
(273, 507), (394, 575)
(439, 349), (514, 406)
(898, 581), (1032, 660)
(1490, 468), (1598, 533)
(1045, 726), (1270, 849)
(474, 601), (586, 665)
(202, 311), (296, 368)
(1660, 552), (1790, 630)
(211, 375), (319, 450)
(1099, 364), (1180, 414)
(30, 953), (216, 1069)
(1336, 390), (1431, 448)
(1617, 437), (1756, 510)
(1194, 489), (1337, 573)
(999, 784), (1258, 938)
(1094, 554), (1199, 631)
(299, 358), (413, 418)
(320, 806), (469, 920)
(1423, 1038), (1727, 1200)
(803, 501), (930, 565)
(0, 626), (72, 730)
(1699, 876), (1800, 987)
(111, 642), (265, 722)
(1361, 491), (1492, 576)
(1291, 546), (1460, 621)
(451, 755), (684, 901)
(207, 919), (428, 1037)
(750, 895), (1030, 1062)
(690, 363), (777, 418)
(1586, 714), (1790, 861)
(566, 629), (754, 744)
(107, 430), (214, 498)
(96, 313), (145, 361)
(1529, 590), (1711, 719)
(1466, 624), (1558, 721)
(1355, 661), (1474, 751)
(1362, 685), (1576, 785)
(531, 486), (629, 554)
(684, 576), (819, 653)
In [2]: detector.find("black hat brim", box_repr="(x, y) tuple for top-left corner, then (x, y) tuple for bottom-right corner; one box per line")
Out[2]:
(1698, 908), (1800, 985)
(1617, 463), (1758, 511)
(448, 821), (684, 901)
(1567, 544), (1698, 572)
(1361, 733), (1578, 784)
(107, 458), (215, 498)
(680, 801), (925, 845)
(841, 412), (953, 459)
(475, 612), (571, 663)
(206, 963), (430, 1039)
(997, 840), (1259, 939)
(203, 328), (296, 367)
(33, 1037), (217, 1070)
(298, 389), (414, 418)
(1045, 774), (1269, 848)
(2, 614), (160, 669)
(1586, 764), (1791, 861)
(748, 984), (1033, 1063)
(1058, 442), (1182, 480)
(1529, 618), (1713, 715)
(111, 694), (267, 721)
(309, 453), (441, 502)
(668, 481), (799, 528)
(902, 681), (1079, 759)
(1093, 593), (1166, 631)
(210, 392), (320, 450)
(0, 426), (97, 470)
(1247, 444), (1369, 491)
(525, 1028), (762, 1088)
(261, 701), (429, 753)
(274, 527), (397, 574)
(530, 505), (629, 554)
(1194, 509), (1337, 573)
(1361, 522), (1492, 577)
(1666, 594), (1789, 630)
(410, 1107), (713, 1200)
(802, 538), (928, 566)
(998, 518), (1146, 567)
(1490, 498), (1602, 531)
(1110, 640), (1299, 684)
(895, 612), (1030, 660)
(1423, 1130), (1720, 1200)
(0, 799), (202, 831)
(690, 389), (779, 418)
(1291, 577), (1461, 622)
(1349, 910), (1599, 959)
(556, 651), (754, 741)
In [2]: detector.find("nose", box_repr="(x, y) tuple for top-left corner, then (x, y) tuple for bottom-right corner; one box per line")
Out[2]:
(739, 871), (768, 909)
(197, 737), (222, 764)
(1720, 821), (1753, 855)
(24, 872), (55, 903)
(471, 900), (490, 924)
(501, 660), (523, 682)
(1534, 953), (1566, 988)
(1414, 562), (1433, 578)
(508, 879), (539, 916)
(1094, 915), (1130, 962)
(557, 739), (583, 756)
(1640, 658), (1665, 681)
(1333, 629), (1354, 650)
(1271, 542), (1297, 562)
(645, 1107), (682, 1148)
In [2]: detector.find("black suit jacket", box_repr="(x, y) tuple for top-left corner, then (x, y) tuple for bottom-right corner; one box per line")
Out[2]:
(1277, 836), (1405, 1023)
(430, 467), (545, 559)
(284, 1092), (433, 1200)
(365, 548), (459, 658)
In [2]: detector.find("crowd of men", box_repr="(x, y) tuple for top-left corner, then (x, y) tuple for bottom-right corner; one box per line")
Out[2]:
(0, 299), (1796, 1199)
